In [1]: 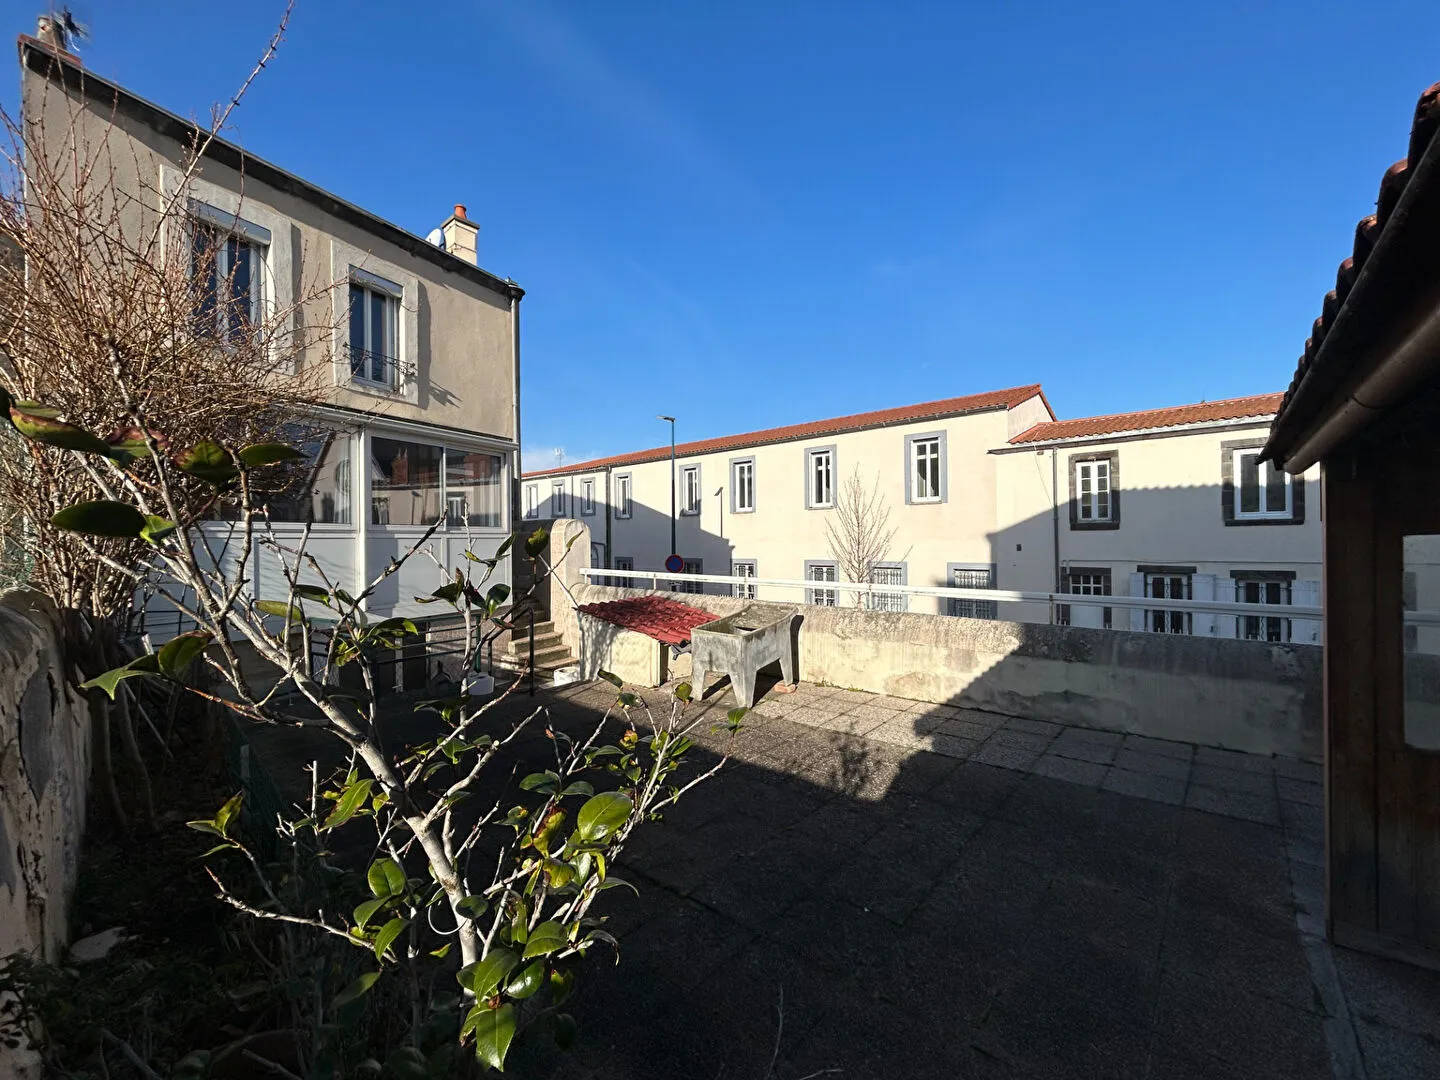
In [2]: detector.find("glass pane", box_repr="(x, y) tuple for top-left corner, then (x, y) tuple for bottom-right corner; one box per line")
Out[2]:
(370, 292), (388, 383)
(265, 431), (353, 525)
(1239, 453), (1261, 514)
(446, 449), (502, 527)
(1404, 534), (1440, 749)
(370, 437), (443, 525)
(348, 284), (366, 374)
(229, 238), (252, 334)
(1264, 462), (1288, 513)
(193, 225), (219, 334)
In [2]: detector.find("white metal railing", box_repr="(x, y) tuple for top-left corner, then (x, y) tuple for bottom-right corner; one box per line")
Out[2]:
(578, 566), (1440, 630)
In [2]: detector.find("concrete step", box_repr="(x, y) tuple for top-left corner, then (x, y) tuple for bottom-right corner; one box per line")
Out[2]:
(495, 647), (577, 673)
(506, 630), (564, 656)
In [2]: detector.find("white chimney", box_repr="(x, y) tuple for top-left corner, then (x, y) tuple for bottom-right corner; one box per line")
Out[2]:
(440, 204), (478, 266)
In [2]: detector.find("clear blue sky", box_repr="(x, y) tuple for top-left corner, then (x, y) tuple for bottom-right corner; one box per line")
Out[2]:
(9, 1), (1440, 468)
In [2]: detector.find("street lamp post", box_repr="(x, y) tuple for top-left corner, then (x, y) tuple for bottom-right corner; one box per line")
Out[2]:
(658, 415), (677, 556)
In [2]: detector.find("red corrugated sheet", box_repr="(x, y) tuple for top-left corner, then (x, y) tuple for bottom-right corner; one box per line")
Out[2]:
(578, 596), (716, 646)
(1009, 393), (1284, 444)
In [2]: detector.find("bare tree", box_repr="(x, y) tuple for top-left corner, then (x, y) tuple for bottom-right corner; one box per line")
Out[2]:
(824, 465), (906, 605)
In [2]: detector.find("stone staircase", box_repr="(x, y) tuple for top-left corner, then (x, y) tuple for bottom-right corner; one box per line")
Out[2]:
(498, 619), (577, 677)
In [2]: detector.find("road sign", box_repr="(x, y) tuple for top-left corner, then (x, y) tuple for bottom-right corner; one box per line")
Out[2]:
(664, 554), (684, 573)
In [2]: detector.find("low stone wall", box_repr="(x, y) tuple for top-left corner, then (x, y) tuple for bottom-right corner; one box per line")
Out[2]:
(563, 581), (1323, 761)
(0, 591), (91, 1076)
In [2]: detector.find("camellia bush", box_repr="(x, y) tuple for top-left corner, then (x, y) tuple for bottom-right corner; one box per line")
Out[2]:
(0, 387), (744, 1075)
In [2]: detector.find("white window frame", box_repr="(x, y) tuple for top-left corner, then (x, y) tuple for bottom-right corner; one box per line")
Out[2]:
(1231, 449), (1293, 521)
(524, 484), (539, 519)
(1058, 568), (1113, 629)
(806, 447), (835, 510)
(670, 558), (704, 595)
(331, 238), (420, 403)
(366, 433), (509, 531)
(947, 564), (998, 619)
(680, 464), (701, 516)
(1234, 575), (1292, 642)
(868, 563), (908, 612)
(614, 556), (635, 589)
(1144, 572), (1193, 635)
(551, 480), (567, 518)
(580, 478), (596, 516)
(190, 210), (268, 343)
(1074, 459), (1113, 523)
(805, 560), (838, 606)
(731, 457), (756, 514)
(906, 434), (944, 504)
(347, 271), (402, 390)
(614, 474), (633, 519)
(732, 560), (757, 600)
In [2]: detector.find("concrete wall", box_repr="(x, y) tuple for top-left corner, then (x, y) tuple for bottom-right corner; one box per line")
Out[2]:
(0, 592), (91, 1076)
(563, 578), (1323, 761)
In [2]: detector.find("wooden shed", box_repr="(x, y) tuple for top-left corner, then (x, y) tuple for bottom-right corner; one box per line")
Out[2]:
(1264, 81), (1440, 969)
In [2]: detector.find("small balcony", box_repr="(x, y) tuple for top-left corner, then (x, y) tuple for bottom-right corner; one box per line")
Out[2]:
(345, 344), (407, 390)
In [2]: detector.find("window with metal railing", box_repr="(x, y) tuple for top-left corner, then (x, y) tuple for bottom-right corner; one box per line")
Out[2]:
(349, 278), (400, 388)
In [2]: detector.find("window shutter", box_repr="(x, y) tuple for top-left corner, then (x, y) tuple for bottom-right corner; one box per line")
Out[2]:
(1292, 579), (1322, 644)
(1128, 572), (1147, 631)
(1192, 574), (1218, 636)
(1214, 577), (1238, 640)
(1072, 598), (1105, 628)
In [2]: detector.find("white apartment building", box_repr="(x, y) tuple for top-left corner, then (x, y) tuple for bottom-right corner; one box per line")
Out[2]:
(524, 389), (1328, 643)
(22, 37), (524, 627)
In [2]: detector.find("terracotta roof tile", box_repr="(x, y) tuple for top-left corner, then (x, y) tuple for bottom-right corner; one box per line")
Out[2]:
(524, 385), (1050, 478)
(1009, 393), (1283, 445)
(577, 596), (715, 646)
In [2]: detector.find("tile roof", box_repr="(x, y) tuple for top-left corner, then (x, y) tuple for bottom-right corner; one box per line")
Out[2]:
(523, 385), (1050, 478)
(1267, 80), (1440, 452)
(577, 596), (716, 646)
(1008, 393), (1283, 445)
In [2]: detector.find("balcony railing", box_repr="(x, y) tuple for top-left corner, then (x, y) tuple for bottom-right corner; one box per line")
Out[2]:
(346, 345), (407, 389)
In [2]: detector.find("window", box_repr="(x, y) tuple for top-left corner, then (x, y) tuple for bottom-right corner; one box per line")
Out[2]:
(192, 218), (266, 342)
(806, 447), (835, 509)
(1403, 535), (1440, 749)
(614, 556), (635, 589)
(1223, 442), (1303, 525)
(551, 481), (567, 518)
(670, 559), (703, 595)
(906, 433), (945, 504)
(371, 497), (390, 525)
(947, 565), (997, 619)
(680, 465), (701, 515)
(1145, 572), (1192, 634)
(348, 275), (400, 388)
(1057, 568), (1112, 629)
(525, 485), (539, 519)
(731, 458), (755, 513)
(262, 430), (353, 525)
(445, 450), (503, 527)
(615, 474), (633, 519)
(1234, 574), (1292, 642)
(1070, 452), (1118, 529)
(581, 479), (596, 516)
(370, 437), (443, 525)
(806, 561), (838, 606)
(732, 560), (757, 600)
(868, 564), (907, 612)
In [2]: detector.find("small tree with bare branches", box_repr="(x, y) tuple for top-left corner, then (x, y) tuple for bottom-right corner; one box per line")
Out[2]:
(824, 466), (906, 605)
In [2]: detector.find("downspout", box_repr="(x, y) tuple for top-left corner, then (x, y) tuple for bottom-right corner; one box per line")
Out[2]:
(1051, 448), (1061, 592)
(604, 468), (613, 570)
(509, 288), (522, 543)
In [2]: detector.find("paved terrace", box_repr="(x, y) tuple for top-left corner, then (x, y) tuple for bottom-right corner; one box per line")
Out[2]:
(247, 678), (1440, 1079)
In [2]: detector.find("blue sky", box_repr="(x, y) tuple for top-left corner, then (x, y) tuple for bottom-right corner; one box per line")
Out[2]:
(11, 1), (1440, 468)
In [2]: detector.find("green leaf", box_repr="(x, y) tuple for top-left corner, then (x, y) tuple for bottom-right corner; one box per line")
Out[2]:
(495, 533), (515, 560)
(541, 858), (575, 888)
(51, 500), (146, 539)
(576, 791), (632, 843)
(548, 967), (575, 1005)
(371, 617), (418, 637)
(333, 971), (380, 1009)
(176, 440), (237, 486)
(524, 527), (549, 558)
(674, 682), (693, 703)
(353, 897), (387, 930)
(80, 652), (161, 698)
(104, 425), (160, 463)
(325, 778), (375, 830)
(139, 515), (178, 545)
(504, 959), (545, 1000)
(367, 857), (406, 899)
(238, 442), (303, 467)
(471, 1003), (516, 1072)
(292, 584), (332, 603)
(213, 791), (244, 837)
(157, 630), (211, 677)
(727, 706), (750, 731)
(10, 407), (112, 454)
(552, 1012), (577, 1051)
(522, 920), (569, 960)
(456, 895), (490, 920)
(519, 770), (561, 794)
(486, 583), (511, 613)
(427, 582), (463, 605)
(559, 781), (594, 799)
(597, 670), (623, 689)
(255, 599), (305, 621)
(373, 916), (408, 961)
(599, 876), (640, 896)
(618, 692), (641, 709)
(382, 1046), (428, 1080)
(457, 948), (519, 998)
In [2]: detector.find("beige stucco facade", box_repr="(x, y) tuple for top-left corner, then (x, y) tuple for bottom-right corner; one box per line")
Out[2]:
(22, 41), (523, 623)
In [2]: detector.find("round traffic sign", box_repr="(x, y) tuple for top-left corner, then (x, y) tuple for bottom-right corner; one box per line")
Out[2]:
(664, 553), (684, 573)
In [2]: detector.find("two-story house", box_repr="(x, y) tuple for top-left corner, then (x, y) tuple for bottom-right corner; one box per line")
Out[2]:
(523, 385), (1054, 614)
(20, 35), (523, 627)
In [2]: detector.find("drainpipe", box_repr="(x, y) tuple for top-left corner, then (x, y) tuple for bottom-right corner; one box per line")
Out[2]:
(1051, 448), (1061, 590)
(603, 468), (612, 570)
(509, 289), (522, 543)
